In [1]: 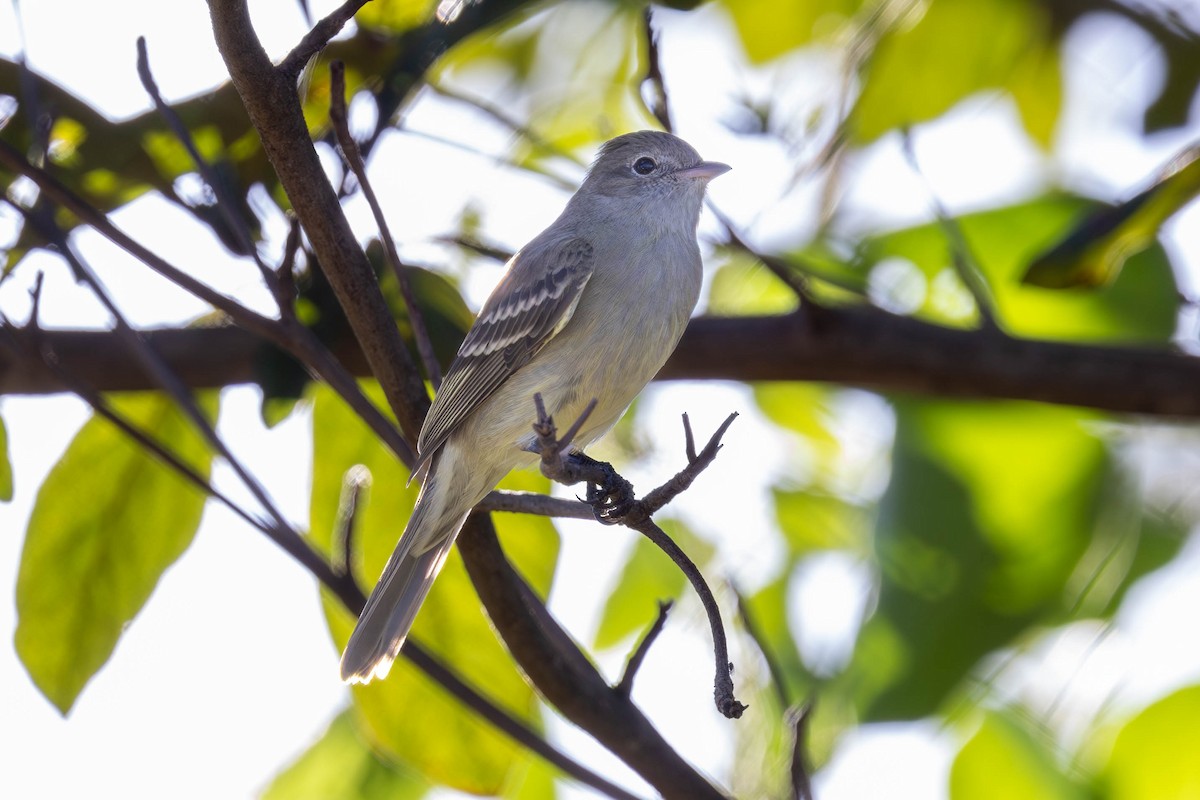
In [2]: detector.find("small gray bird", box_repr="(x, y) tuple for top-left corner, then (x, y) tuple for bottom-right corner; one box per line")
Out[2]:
(340, 130), (730, 683)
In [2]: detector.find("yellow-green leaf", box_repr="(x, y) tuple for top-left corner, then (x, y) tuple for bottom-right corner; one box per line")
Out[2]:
(861, 195), (1180, 343)
(720, 0), (862, 63)
(951, 711), (1086, 800)
(262, 710), (428, 800)
(1101, 685), (1200, 800)
(0, 412), (12, 502)
(310, 383), (557, 794)
(852, 0), (1061, 147)
(15, 392), (216, 714)
(708, 251), (801, 316)
(594, 519), (713, 650)
(1024, 145), (1200, 288)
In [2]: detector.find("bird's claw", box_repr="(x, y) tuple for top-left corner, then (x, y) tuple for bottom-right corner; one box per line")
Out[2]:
(584, 464), (635, 525)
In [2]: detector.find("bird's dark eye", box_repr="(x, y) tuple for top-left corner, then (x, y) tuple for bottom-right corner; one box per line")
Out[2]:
(633, 156), (657, 175)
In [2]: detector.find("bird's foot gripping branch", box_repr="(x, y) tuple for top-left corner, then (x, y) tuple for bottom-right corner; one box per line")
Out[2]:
(531, 393), (747, 719)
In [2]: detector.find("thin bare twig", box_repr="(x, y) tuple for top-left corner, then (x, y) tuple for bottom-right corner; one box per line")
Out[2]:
(533, 399), (746, 718)
(0, 139), (415, 464)
(641, 7), (673, 133)
(329, 60), (442, 388)
(616, 600), (673, 696)
(788, 699), (816, 800)
(426, 81), (583, 167)
(731, 581), (792, 711)
(279, 0), (369, 79)
(137, 37), (273, 283)
(899, 129), (1001, 333)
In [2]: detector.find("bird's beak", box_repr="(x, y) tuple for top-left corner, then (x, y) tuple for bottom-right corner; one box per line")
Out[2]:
(675, 161), (731, 181)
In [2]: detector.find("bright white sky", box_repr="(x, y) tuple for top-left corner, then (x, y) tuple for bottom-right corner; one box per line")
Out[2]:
(2, 2), (1200, 799)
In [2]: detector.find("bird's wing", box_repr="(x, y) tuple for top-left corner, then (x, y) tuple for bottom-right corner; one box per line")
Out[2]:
(414, 236), (595, 469)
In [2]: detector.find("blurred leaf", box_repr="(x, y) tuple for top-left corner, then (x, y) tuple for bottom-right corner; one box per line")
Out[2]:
(720, 0), (862, 62)
(594, 518), (714, 650)
(0, 412), (11, 501)
(741, 573), (810, 701)
(1067, 481), (1189, 619)
(356, 0), (437, 33)
(310, 383), (556, 794)
(262, 709), (429, 800)
(1100, 685), (1200, 800)
(860, 195), (1180, 342)
(1024, 145), (1200, 288)
(773, 488), (868, 555)
(753, 383), (839, 474)
(501, 754), (557, 800)
(951, 711), (1086, 800)
(14, 392), (216, 714)
(856, 400), (1106, 721)
(853, 0), (1061, 147)
(708, 250), (801, 315)
(436, 3), (656, 159)
(368, 241), (475, 371)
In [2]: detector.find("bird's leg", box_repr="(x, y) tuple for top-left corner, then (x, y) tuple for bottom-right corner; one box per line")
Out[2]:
(531, 393), (635, 524)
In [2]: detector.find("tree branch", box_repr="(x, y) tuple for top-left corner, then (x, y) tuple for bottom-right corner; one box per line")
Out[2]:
(8, 310), (1200, 417)
(208, 0), (429, 445)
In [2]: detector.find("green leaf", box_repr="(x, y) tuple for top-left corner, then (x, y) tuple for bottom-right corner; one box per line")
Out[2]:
(707, 251), (801, 316)
(594, 518), (713, 650)
(1100, 685), (1200, 800)
(14, 392), (216, 714)
(753, 383), (840, 475)
(773, 488), (868, 555)
(719, 0), (862, 63)
(852, 0), (1062, 147)
(310, 384), (557, 794)
(855, 399), (1107, 720)
(1024, 145), (1200, 288)
(951, 711), (1086, 800)
(262, 709), (429, 800)
(0, 411), (12, 502)
(860, 195), (1180, 343)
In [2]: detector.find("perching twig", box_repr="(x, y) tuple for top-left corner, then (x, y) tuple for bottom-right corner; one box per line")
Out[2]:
(137, 37), (271, 278)
(329, 60), (443, 389)
(616, 600), (673, 696)
(477, 490), (593, 520)
(532, 396), (747, 718)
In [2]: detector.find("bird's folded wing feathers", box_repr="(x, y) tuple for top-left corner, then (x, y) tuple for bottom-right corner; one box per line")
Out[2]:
(414, 236), (595, 467)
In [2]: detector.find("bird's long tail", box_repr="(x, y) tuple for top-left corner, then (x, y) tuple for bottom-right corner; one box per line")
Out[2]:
(339, 456), (469, 684)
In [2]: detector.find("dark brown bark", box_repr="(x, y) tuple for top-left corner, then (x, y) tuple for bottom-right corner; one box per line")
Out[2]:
(5, 310), (1200, 419)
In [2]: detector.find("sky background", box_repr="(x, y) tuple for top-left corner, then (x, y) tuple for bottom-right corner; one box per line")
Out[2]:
(3, 1), (1200, 798)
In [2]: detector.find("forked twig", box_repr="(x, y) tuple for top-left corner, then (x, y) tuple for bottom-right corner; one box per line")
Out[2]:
(532, 395), (747, 718)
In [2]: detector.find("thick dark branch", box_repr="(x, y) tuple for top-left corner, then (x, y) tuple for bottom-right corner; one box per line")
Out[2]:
(208, 0), (429, 445)
(5, 311), (1200, 417)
